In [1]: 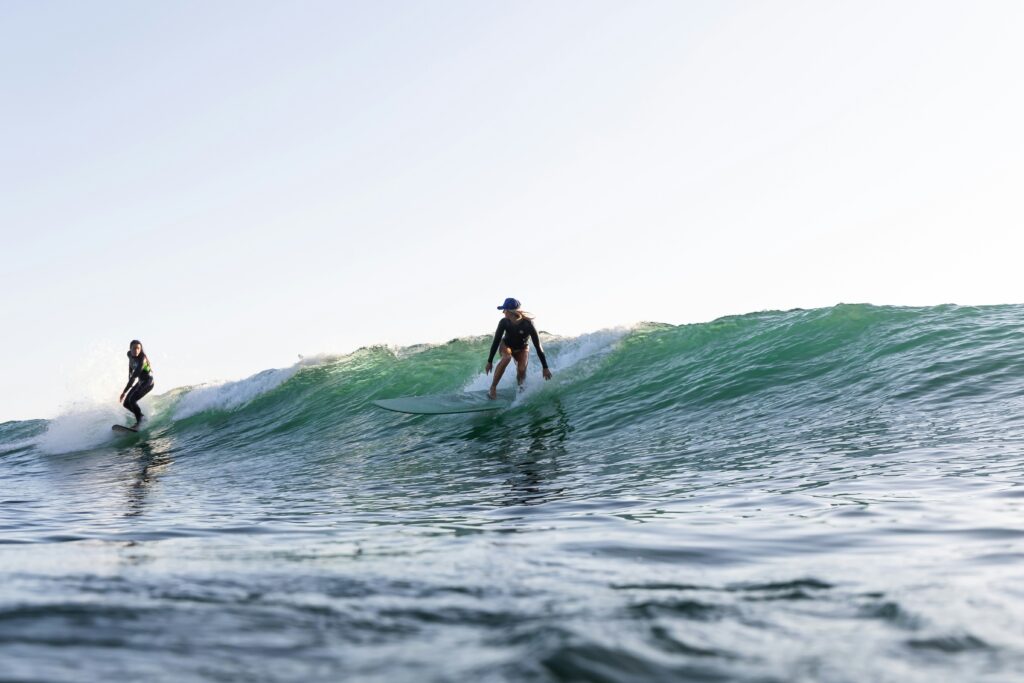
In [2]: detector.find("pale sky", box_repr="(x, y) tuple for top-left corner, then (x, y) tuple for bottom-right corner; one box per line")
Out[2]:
(2, 1), (1022, 422)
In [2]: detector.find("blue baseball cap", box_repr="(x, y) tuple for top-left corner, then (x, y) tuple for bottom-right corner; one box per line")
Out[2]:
(497, 297), (521, 310)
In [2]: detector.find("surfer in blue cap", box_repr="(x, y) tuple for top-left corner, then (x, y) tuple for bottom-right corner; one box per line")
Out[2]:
(486, 298), (552, 399)
(120, 340), (154, 427)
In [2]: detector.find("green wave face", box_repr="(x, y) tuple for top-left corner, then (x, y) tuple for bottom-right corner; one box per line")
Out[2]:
(55, 303), (1015, 461)
(4, 303), (1022, 462)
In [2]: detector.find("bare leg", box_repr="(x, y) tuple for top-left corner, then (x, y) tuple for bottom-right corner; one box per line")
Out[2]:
(513, 348), (529, 389)
(489, 345), (513, 399)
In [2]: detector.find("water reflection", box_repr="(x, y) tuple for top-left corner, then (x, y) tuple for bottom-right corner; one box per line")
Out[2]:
(480, 400), (572, 507)
(124, 438), (174, 518)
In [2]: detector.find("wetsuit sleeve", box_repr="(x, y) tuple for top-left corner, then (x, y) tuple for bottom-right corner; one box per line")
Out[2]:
(124, 361), (139, 393)
(528, 322), (549, 369)
(487, 320), (506, 364)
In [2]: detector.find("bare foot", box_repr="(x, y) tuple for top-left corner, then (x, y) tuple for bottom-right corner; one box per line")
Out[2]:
(488, 387), (497, 399)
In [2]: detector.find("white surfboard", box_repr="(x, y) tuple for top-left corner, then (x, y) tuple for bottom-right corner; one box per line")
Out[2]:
(373, 389), (515, 415)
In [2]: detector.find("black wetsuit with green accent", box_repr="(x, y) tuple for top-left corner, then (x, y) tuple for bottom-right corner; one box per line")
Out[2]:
(488, 318), (549, 369)
(123, 353), (154, 423)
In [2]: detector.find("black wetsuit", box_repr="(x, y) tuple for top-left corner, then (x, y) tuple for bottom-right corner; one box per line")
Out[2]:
(123, 353), (154, 423)
(487, 318), (549, 369)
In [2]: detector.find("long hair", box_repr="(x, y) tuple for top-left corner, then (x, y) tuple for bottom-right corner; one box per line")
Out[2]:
(507, 310), (534, 322)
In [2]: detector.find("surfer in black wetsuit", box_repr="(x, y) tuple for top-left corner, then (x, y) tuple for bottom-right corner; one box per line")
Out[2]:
(120, 340), (154, 426)
(486, 298), (552, 399)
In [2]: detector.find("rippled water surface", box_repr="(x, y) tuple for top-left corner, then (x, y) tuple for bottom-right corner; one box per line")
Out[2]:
(2, 305), (1024, 681)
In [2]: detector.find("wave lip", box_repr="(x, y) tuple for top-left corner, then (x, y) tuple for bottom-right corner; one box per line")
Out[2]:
(171, 366), (301, 421)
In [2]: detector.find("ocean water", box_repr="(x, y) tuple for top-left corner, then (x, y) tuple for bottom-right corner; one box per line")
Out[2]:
(2, 304), (1024, 682)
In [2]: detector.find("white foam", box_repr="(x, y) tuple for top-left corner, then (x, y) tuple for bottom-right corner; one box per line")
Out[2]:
(171, 366), (298, 420)
(170, 354), (335, 420)
(36, 341), (156, 454)
(34, 353), (331, 454)
(36, 402), (128, 455)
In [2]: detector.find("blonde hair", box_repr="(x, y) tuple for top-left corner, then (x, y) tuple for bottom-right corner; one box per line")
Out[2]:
(507, 309), (534, 322)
